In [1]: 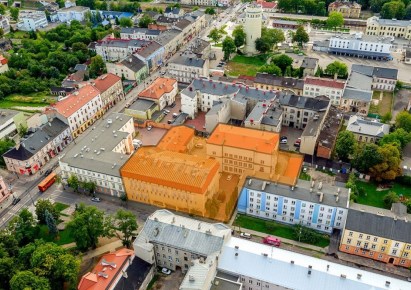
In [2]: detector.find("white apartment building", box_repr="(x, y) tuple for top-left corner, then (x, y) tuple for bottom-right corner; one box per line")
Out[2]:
(53, 84), (103, 138)
(133, 209), (231, 274)
(168, 55), (209, 84)
(303, 77), (346, 106)
(278, 94), (331, 130)
(238, 178), (350, 233)
(95, 39), (149, 62)
(17, 10), (48, 31)
(120, 28), (162, 40)
(57, 6), (90, 23)
(366, 16), (411, 40)
(59, 113), (134, 196)
(0, 14), (10, 34)
(3, 118), (71, 175)
(329, 33), (393, 60)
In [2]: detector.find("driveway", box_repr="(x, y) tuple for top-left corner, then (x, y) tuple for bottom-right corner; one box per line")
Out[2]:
(279, 126), (303, 152)
(155, 268), (184, 290)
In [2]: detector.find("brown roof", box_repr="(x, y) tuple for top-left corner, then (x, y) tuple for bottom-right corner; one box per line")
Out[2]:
(92, 73), (121, 94)
(304, 77), (346, 89)
(138, 77), (177, 100)
(121, 147), (219, 194)
(207, 124), (279, 154)
(53, 85), (100, 118)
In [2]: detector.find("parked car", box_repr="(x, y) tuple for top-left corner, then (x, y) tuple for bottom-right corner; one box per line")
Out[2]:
(91, 197), (101, 202)
(132, 139), (142, 148)
(170, 102), (176, 108)
(164, 109), (170, 114)
(44, 169), (52, 176)
(263, 236), (281, 247)
(167, 119), (174, 124)
(240, 232), (252, 239)
(12, 197), (21, 206)
(280, 138), (287, 144)
(172, 113), (179, 118)
(161, 268), (171, 275)
(147, 126), (153, 131)
(294, 138), (301, 147)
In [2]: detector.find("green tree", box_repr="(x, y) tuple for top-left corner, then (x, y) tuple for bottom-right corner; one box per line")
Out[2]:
(0, 28), (3, 38)
(335, 130), (356, 161)
(370, 143), (402, 181)
(208, 28), (223, 45)
(353, 143), (382, 173)
(381, 1), (406, 19)
(395, 111), (411, 132)
(0, 138), (15, 166)
(293, 26), (309, 47)
(379, 128), (411, 149)
(81, 180), (97, 195)
(119, 17), (133, 27)
(255, 37), (271, 53)
(0, 3), (6, 15)
(261, 27), (285, 50)
(0, 256), (16, 290)
(259, 64), (282, 75)
(35, 199), (60, 224)
(383, 191), (399, 208)
(8, 209), (39, 246)
(325, 61), (348, 78)
(89, 55), (105, 78)
(67, 174), (79, 192)
(45, 210), (58, 237)
(10, 7), (19, 21)
(326, 11), (344, 31)
(114, 209), (138, 248)
(67, 204), (113, 251)
(222, 36), (236, 61)
(139, 14), (154, 28)
(205, 7), (216, 15)
(232, 25), (246, 48)
(10, 271), (51, 290)
(405, 4), (411, 20)
(272, 54), (293, 74)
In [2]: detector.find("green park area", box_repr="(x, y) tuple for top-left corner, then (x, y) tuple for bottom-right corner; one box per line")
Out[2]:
(369, 91), (393, 117)
(233, 214), (330, 248)
(226, 54), (269, 77)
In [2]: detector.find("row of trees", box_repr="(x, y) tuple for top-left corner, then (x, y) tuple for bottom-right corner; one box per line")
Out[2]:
(259, 54), (303, 78)
(370, 0), (411, 20)
(336, 111), (411, 182)
(277, 0), (328, 16)
(315, 61), (349, 79)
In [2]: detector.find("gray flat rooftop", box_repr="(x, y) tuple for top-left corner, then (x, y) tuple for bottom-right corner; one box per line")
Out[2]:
(128, 99), (157, 112)
(301, 111), (326, 137)
(0, 109), (20, 126)
(210, 277), (242, 290)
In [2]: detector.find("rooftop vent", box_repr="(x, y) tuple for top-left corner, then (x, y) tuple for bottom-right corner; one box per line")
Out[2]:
(385, 281), (390, 287)
(102, 259), (117, 268)
(341, 274), (346, 279)
(98, 272), (109, 279)
(357, 274), (362, 280)
(290, 260), (294, 264)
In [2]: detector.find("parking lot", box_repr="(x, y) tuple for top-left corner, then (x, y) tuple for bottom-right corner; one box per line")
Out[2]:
(159, 97), (182, 125)
(279, 126), (303, 152)
(136, 127), (167, 146)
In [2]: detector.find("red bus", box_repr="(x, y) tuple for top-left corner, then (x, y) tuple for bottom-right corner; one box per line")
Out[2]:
(38, 172), (57, 192)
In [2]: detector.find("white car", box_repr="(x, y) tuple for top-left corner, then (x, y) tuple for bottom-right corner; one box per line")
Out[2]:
(161, 268), (171, 275)
(240, 232), (251, 239)
(132, 139), (142, 147)
(91, 197), (101, 202)
(147, 126), (153, 131)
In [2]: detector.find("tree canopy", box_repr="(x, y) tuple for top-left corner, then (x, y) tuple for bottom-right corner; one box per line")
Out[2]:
(114, 209), (138, 248)
(35, 199), (60, 225)
(271, 54), (293, 74)
(325, 61), (348, 78)
(293, 26), (309, 47)
(232, 25), (246, 48)
(335, 130), (356, 161)
(222, 36), (236, 61)
(139, 14), (155, 28)
(259, 64), (282, 76)
(395, 111), (411, 132)
(369, 143), (402, 181)
(326, 12), (344, 30)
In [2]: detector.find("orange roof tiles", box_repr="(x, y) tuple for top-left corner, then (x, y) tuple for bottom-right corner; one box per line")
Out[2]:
(157, 126), (195, 153)
(93, 73), (121, 94)
(138, 77), (177, 100)
(77, 248), (134, 290)
(207, 124), (279, 154)
(0, 55), (7, 65)
(53, 85), (100, 118)
(121, 147), (219, 194)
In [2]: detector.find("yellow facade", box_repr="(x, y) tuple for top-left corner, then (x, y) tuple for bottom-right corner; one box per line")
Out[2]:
(366, 18), (411, 40)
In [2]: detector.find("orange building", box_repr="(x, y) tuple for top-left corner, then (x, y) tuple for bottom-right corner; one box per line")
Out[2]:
(206, 124), (302, 185)
(138, 77), (178, 110)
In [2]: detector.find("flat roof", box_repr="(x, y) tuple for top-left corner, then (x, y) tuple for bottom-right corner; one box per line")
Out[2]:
(0, 109), (20, 126)
(128, 99), (157, 112)
(157, 126), (195, 153)
(218, 237), (411, 290)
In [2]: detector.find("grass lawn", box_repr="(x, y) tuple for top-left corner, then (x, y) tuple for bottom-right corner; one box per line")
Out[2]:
(54, 202), (69, 212)
(355, 181), (411, 208)
(0, 92), (54, 109)
(38, 224), (75, 246)
(369, 91), (392, 116)
(233, 214), (330, 248)
(299, 171), (311, 181)
(226, 54), (269, 77)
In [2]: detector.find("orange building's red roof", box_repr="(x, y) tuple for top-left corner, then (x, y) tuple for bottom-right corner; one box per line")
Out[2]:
(0, 55), (8, 65)
(207, 124), (279, 154)
(121, 147), (219, 194)
(157, 126), (195, 153)
(53, 85), (100, 118)
(77, 248), (134, 290)
(93, 73), (121, 94)
(138, 77), (177, 100)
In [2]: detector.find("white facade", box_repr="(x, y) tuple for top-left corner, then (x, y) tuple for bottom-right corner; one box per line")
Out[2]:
(181, 0), (217, 6)
(303, 77), (346, 106)
(67, 94), (102, 133)
(57, 6), (90, 23)
(168, 57), (209, 84)
(17, 10), (48, 31)
(120, 28), (160, 41)
(0, 15), (10, 34)
(95, 40), (147, 62)
(244, 4), (263, 55)
(330, 34), (392, 54)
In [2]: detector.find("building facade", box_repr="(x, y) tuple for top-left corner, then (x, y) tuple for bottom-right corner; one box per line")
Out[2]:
(60, 113), (134, 196)
(366, 16), (411, 40)
(95, 39), (149, 62)
(120, 28), (161, 40)
(57, 6), (90, 22)
(346, 115), (390, 143)
(340, 204), (411, 268)
(17, 10), (48, 31)
(135, 41), (165, 72)
(3, 118), (71, 175)
(138, 77), (178, 110)
(238, 178), (349, 233)
(328, 1), (361, 18)
(106, 54), (149, 82)
(303, 77), (346, 106)
(52, 84), (104, 138)
(92, 73), (124, 112)
(0, 109), (25, 139)
(254, 73), (304, 95)
(168, 55), (209, 84)
(0, 176), (12, 213)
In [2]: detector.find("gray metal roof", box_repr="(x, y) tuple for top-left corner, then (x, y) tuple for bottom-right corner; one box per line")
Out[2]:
(60, 113), (132, 177)
(120, 54), (147, 73)
(180, 256), (217, 290)
(342, 88), (372, 102)
(136, 41), (163, 58)
(352, 64), (398, 80)
(120, 27), (162, 36)
(170, 55), (205, 68)
(300, 57), (318, 69)
(155, 29), (182, 46)
(347, 115), (390, 137)
(301, 111), (325, 137)
(278, 93), (330, 111)
(254, 73), (304, 90)
(372, 17), (411, 27)
(128, 99), (157, 112)
(0, 109), (20, 126)
(346, 205), (411, 244)
(244, 177), (349, 208)
(346, 71), (372, 91)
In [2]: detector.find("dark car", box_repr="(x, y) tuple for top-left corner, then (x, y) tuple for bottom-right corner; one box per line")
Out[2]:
(12, 197), (21, 205)
(170, 102), (176, 108)
(43, 169), (52, 176)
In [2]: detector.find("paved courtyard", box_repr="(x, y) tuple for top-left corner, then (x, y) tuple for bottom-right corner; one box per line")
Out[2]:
(137, 127), (168, 146)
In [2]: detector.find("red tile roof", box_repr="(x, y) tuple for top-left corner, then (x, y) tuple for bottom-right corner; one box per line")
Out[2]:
(93, 73), (121, 94)
(304, 77), (346, 89)
(78, 248), (134, 290)
(53, 85), (100, 118)
(0, 55), (7, 65)
(260, 1), (277, 9)
(139, 78), (177, 100)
